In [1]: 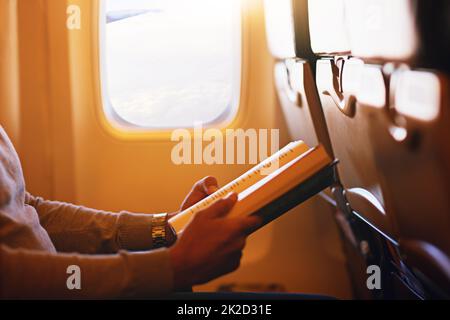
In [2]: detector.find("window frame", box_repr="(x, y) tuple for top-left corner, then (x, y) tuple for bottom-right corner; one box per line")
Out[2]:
(96, 0), (246, 138)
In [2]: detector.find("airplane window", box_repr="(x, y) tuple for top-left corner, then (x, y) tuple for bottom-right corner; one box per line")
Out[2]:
(101, 0), (241, 129)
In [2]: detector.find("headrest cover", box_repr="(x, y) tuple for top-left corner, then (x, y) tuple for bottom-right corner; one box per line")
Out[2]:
(264, 0), (296, 59)
(308, 0), (351, 55)
(344, 0), (418, 62)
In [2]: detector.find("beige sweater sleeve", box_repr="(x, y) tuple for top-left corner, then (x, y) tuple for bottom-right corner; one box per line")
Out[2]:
(26, 193), (158, 254)
(0, 244), (174, 299)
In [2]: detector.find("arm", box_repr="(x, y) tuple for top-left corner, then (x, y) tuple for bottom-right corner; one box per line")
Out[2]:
(2, 191), (262, 298)
(26, 193), (157, 254)
(26, 176), (220, 254)
(0, 244), (173, 299)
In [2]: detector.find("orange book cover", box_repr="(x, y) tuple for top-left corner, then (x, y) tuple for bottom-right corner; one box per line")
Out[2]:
(170, 142), (334, 233)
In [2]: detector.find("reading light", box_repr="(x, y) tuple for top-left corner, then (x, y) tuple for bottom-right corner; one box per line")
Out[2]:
(263, 0), (296, 59)
(389, 126), (408, 142)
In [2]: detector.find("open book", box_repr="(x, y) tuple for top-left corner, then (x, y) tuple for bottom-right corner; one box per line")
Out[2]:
(169, 141), (337, 234)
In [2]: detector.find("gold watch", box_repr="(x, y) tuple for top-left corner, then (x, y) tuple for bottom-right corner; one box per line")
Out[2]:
(151, 213), (168, 248)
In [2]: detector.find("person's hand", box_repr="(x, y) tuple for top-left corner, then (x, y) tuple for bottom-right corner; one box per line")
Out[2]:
(168, 176), (219, 220)
(169, 193), (262, 290)
(165, 177), (219, 246)
(179, 176), (219, 212)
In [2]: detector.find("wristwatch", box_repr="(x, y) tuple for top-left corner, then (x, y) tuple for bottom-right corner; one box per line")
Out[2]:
(151, 213), (168, 248)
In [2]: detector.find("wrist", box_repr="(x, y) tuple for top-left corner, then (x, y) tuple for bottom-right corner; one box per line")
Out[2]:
(166, 221), (177, 247)
(151, 213), (168, 248)
(168, 211), (179, 220)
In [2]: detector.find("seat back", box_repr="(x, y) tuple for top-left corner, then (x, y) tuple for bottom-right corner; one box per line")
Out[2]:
(316, 57), (396, 236)
(310, 0), (395, 236)
(371, 69), (450, 255)
(264, 0), (332, 154)
(343, 0), (450, 294)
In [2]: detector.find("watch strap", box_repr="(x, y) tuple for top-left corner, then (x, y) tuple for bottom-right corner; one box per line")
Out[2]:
(151, 213), (168, 248)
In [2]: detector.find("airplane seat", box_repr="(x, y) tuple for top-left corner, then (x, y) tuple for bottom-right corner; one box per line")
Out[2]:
(265, 0), (359, 298)
(368, 68), (450, 297)
(310, 0), (396, 238)
(306, 0), (400, 299)
(263, 0), (332, 155)
(343, 0), (450, 296)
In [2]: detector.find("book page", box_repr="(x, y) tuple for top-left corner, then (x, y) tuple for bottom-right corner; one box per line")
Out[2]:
(169, 140), (310, 233)
(228, 145), (331, 218)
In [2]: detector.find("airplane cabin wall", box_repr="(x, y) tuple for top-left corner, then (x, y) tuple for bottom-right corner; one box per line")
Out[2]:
(0, 0), (351, 298)
(0, 0), (19, 145)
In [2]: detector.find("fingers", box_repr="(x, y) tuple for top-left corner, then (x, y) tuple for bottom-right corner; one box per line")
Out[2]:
(181, 176), (219, 210)
(230, 251), (243, 267)
(223, 251), (243, 274)
(226, 215), (263, 237)
(199, 192), (238, 219)
(198, 195), (262, 235)
(240, 215), (263, 235)
(206, 252), (243, 283)
(196, 176), (219, 195)
(230, 237), (246, 252)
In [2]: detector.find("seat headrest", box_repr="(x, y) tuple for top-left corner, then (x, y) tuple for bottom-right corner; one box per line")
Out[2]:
(308, 0), (351, 56)
(264, 0), (297, 59)
(264, 0), (315, 60)
(344, 0), (418, 62)
(344, 0), (450, 72)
